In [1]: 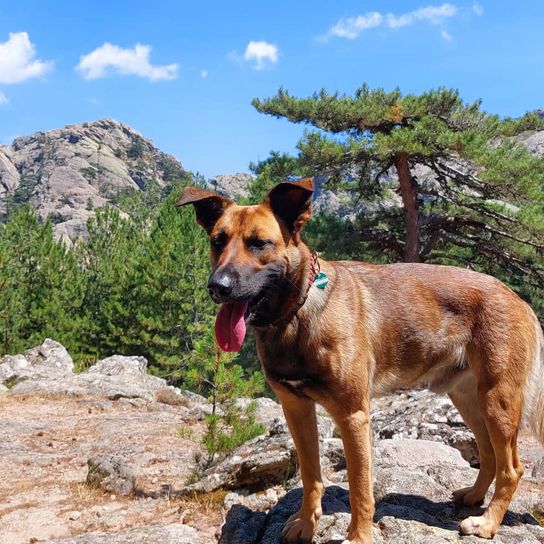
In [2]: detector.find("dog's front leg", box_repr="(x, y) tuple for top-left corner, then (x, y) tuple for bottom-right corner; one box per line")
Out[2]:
(333, 403), (374, 544)
(275, 388), (323, 543)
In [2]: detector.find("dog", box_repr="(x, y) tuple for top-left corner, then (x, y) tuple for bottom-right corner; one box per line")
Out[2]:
(177, 177), (544, 543)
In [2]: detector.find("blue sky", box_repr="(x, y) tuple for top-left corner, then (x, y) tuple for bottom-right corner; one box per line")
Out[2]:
(0, 1), (543, 178)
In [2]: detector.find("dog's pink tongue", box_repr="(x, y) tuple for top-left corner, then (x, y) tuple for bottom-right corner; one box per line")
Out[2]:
(215, 301), (249, 352)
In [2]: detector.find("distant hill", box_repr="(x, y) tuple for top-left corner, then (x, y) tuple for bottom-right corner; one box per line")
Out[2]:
(0, 119), (186, 240)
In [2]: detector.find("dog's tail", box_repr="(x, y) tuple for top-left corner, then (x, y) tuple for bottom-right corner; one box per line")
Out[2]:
(523, 316), (544, 443)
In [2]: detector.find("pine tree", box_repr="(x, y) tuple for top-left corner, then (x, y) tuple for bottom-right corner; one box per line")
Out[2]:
(184, 318), (264, 470)
(243, 151), (309, 204)
(253, 85), (544, 310)
(78, 206), (143, 362)
(124, 191), (214, 379)
(0, 207), (85, 356)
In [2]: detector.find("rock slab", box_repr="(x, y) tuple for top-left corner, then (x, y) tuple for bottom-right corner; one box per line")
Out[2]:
(220, 439), (544, 543)
(48, 523), (199, 544)
(86, 454), (136, 496)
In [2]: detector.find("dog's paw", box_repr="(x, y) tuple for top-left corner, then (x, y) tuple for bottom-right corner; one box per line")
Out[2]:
(452, 485), (485, 506)
(340, 525), (372, 544)
(459, 515), (496, 539)
(280, 510), (319, 543)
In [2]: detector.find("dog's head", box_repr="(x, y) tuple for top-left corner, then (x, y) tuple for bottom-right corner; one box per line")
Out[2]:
(176, 178), (314, 351)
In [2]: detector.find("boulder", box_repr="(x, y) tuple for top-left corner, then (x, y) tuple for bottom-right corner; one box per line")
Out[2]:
(371, 390), (479, 465)
(86, 454), (136, 496)
(0, 338), (74, 386)
(181, 432), (297, 495)
(236, 396), (335, 439)
(47, 523), (199, 543)
(7, 346), (196, 403)
(219, 439), (544, 543)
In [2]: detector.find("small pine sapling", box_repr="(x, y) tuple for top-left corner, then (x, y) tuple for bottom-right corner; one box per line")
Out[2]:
(184, 320), (265, 473)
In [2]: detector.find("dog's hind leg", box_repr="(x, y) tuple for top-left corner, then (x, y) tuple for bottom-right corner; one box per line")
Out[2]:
(459, 353), (526, 538)
(448, 373), (496, 506)
(273, 387), (324, 543)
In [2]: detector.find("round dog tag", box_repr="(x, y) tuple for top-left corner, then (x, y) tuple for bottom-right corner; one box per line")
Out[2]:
(314, 272), (328, 289)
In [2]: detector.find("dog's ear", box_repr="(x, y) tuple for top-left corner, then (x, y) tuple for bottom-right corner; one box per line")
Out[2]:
(264, 178), (314, 234)
(175, 186), (232, 233)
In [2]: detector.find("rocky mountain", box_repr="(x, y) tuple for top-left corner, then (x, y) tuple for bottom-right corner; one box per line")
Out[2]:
(0, 119), (186, 240)
(2, 340), (544, 543)
(208, 172), (254, 201)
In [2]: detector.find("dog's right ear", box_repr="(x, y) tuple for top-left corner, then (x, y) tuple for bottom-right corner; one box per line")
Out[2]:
(175, 187), (232, 233)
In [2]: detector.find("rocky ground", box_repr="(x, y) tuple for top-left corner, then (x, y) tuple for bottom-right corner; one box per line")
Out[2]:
(1, 340), (544, 543)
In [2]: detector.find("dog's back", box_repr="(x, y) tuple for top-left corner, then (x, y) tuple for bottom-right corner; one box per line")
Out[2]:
(335, 262), (541, 400)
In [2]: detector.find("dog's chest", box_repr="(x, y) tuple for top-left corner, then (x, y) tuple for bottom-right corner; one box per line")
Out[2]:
(257, 335), (328, 396)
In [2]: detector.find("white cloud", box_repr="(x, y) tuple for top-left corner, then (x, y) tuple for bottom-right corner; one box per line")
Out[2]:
(330, 12), (383, 39)
(326, 3), (458, 40)
(387, 4), (457, 28)
(472, 2), (484, 15)
(0, 91), (9, 105)
(77, 42), (178, 81)
(243, 41), (278, 70)
(441, 29), (453, 41)
(0, 32), (53, 84)
(200, 69), (208, 79)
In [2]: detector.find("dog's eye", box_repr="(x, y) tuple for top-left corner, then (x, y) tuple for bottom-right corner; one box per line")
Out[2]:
(211, 235), (227, 252)
(247, 238), (272, 252)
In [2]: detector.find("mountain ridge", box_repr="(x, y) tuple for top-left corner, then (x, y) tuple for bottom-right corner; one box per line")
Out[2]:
(0, 118), (187, 240)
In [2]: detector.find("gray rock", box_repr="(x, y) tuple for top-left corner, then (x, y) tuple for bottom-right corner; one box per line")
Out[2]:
(86, 454), (136, 496)
(220, 439), (544, 543)
(0, 118), (185, 241)
(522, 130), (544, 156)
(320, 437), (346, 472)
(182, 432), (297, 495)
(26, 337), (75, 373)
(531, 457), (544, 479)
(236, 397), (284, 427)
(68, 510), (81, 521)
(48, 523), (199, 543)
(208, 173), (253, 201)
(0, 354), (30, 385)
(154, 386), (204, 408)
(218, 505), (267, 544)
(223, 486), (285, 512)
(87, 355), (149, 377)
(0, 338), (74, 386)
(237, 396), (335, 439)
(371, 390), (479, 465)
(8, 349), (181, 402)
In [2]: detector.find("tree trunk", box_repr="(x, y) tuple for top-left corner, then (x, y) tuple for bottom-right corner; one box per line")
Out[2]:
(394, 154), (421, 262)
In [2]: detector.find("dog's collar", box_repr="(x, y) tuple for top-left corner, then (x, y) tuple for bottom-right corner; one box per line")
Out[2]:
(266, 250), (326, 328)
(308, 251), (328, 291)
(307, 250), (319, 291)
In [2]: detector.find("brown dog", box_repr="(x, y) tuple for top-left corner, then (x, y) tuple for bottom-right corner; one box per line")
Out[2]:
(177, 178), (544, 543)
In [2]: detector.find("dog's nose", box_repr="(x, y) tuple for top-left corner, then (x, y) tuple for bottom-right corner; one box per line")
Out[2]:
(207, 272), (234, 299)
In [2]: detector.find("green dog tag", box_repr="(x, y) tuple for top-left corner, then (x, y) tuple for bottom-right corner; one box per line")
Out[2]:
(314, 271), (328, 289)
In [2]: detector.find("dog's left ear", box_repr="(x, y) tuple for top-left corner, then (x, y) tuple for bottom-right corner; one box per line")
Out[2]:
(175, 186), (232, 233)
(264, 178), (314, 234)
